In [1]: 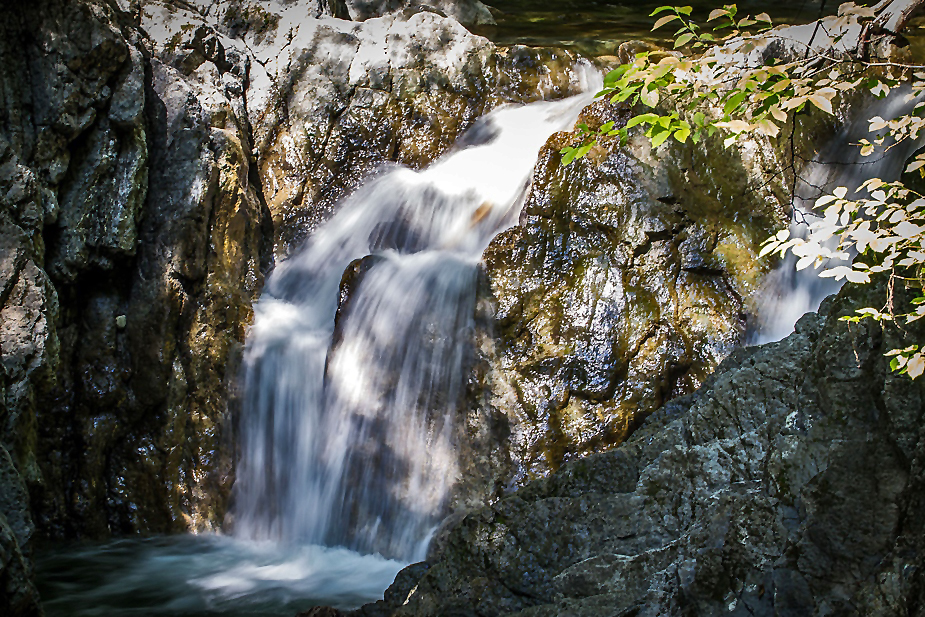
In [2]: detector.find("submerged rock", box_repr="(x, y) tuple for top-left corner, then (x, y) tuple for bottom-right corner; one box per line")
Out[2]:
(356, 280), (925, 616)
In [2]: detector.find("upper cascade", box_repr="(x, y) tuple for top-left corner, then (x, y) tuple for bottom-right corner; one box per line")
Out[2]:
(232, 65), (602, 560)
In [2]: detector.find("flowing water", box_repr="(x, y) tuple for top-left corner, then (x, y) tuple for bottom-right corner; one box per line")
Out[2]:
(36, 537), (406, 617)
(36, 65), (601, 616)
(751, 88), (925, 344)
(38, 3), (925, 614)
(232, 64), (602, 562)
(475, 0), (834, 56)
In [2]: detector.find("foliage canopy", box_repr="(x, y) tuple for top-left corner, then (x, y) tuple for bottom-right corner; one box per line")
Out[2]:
(564, 0), (925, 377)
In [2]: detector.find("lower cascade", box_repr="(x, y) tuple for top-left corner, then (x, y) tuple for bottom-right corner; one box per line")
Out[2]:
(232, 65), (601, 561)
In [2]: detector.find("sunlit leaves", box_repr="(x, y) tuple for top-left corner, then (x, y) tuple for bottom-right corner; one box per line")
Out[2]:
(774, 179), (925, 379)
(562, 3), (925, 378)
(837, 1), (876, 18)
(653, 14), (682, 31)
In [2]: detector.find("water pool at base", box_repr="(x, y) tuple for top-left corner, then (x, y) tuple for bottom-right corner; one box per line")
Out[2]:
(36, 536), (406, 617)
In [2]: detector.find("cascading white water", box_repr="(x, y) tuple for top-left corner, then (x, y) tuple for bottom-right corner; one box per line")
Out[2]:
(233, 65), (602, 561)
(751, 88), (925, 344)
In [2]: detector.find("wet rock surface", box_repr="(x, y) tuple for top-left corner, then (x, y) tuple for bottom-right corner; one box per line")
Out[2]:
(140, 0), (594, 257)
(470, 99), (788, 481)
(0, 0), (271, 548)
(350, 281), (925, 616)
(0, 0), (271, 609)
(0, 0), (598, 608)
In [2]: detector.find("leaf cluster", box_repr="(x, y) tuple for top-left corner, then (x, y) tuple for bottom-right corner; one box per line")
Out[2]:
(560, 2), (925, 379)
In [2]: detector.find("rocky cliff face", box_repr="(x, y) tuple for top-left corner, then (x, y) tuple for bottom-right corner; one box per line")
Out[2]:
(0, 0), (603, 612)
(141, 0), (590, 256)
(0, 6), (274, 613)
(466, 93), (791, 485)
(350, 280), (925, 617)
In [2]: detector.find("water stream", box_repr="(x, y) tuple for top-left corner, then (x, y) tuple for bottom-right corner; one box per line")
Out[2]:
(751, 88), (925, 343)
(36, 4), (925, 615)
(36, 65), (600, 616)
(232, 64), (601, 562)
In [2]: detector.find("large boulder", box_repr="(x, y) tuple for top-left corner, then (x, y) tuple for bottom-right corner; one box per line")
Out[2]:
(140, 0), (591, 256)
(467, 96), (789, 484)
(356, 279), (925, 616)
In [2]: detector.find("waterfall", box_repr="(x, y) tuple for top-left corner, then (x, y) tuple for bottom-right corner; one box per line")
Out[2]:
(233, 65), (602, 561)
(751, 88), (925, 344)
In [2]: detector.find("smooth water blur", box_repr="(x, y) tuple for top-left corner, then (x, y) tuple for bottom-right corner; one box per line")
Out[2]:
(751, 88), (925, 344)
(232, 63), (603, 562)
(37, 61), (601, 617)
(36, 536), (406, 617)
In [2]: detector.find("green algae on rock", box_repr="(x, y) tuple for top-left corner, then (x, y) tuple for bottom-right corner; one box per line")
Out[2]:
(470, 95), (788, 481)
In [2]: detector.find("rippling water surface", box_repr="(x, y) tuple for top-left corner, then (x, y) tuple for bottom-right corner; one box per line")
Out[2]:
(476, 0), (833, 55)
(37, 536), (406, 617)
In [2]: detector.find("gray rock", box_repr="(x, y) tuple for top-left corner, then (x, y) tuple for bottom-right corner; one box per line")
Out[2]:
(140, 0), (589, 256)
(344, 0), (495, 26)
(361, 282), (925, 616)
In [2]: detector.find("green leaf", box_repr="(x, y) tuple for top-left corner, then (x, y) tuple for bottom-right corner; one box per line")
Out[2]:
(651, 130), (672, 148)
(676, 6), (693, 15)
(674, 126), (691, 142)
(653, 14), (681, 30)
(650, 6), (676, 16)
(640, 86), (660, 107)
(600, 121), (616, 133)
(626, 113), (660, 129)
(611, 83), (641, 103)
(603, 65), (630, 87)
(560, 147), (577, 166)
(723, 91), (748, 116)
(647, 122), (670, 137)
(675, 32), (695, 47)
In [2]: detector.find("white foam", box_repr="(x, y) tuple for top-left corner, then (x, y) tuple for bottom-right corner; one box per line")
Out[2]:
(234, 64), (602, 561)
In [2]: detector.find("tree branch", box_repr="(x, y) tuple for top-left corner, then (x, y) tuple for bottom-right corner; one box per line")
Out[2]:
(873, 0), (925, 35)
